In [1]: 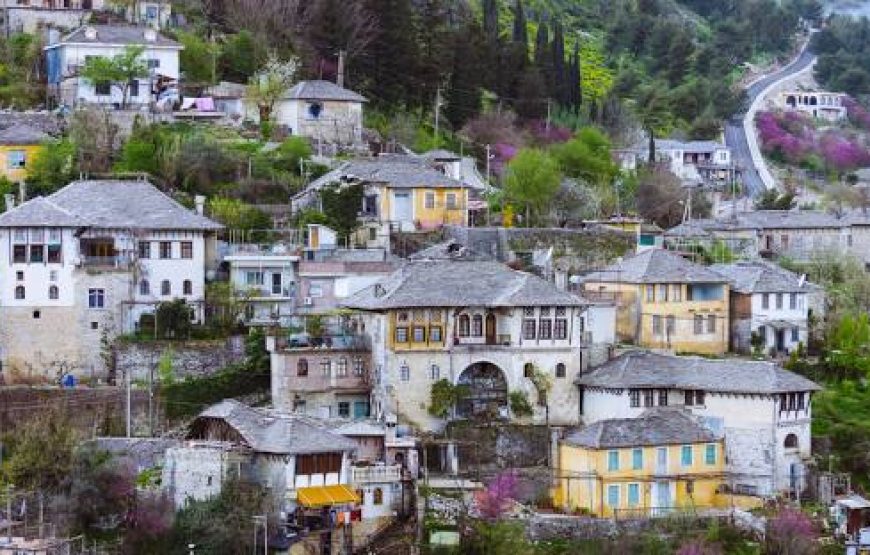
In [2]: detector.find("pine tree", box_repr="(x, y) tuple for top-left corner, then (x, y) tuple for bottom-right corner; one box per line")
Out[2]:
(551, 21), (566, 104)
(445, 21), (483, 129)
(358, 0), (420, 107)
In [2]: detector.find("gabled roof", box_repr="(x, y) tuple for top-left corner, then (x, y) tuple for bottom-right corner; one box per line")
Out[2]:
(581, 249), (726, 284)
(284, 80), (367, 103)
(344, 248), (587, 310)
(709, 260), (821, 294)
(191, 400), (357, 455)
(55, 25), (181, 48)
(666, 210), (870, 235)
(0, 180), (222, 230)
(0, 123), (50, 145)
(562, 408), (720, 449)
(576, 351), (821, 394)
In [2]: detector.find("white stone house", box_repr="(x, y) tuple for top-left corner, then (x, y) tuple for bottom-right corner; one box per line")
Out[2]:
(342, 241), (617, 433)
(710, 260), (824, 355)
(45, 24), (182, 108)
(265, 80), (367, 145)
(777, 90), (847, 122)
(224, 245), (299, 327)
(576, 351), (822, 497)
(0, 179), (221, 379)
(616, 139), (736, 187)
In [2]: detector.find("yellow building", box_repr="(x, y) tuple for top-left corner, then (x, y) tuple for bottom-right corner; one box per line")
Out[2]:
(0, 124), (49, 183)
(554, 409), (726, 518)
(581, 248), (729, 355)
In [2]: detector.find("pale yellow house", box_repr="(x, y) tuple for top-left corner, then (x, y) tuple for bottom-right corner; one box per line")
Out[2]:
(580, 249), (730, 355)
(554, 409), (726, 517)
(0, 124), (49, 183)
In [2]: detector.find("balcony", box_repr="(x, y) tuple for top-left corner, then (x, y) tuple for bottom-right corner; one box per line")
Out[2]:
(351, 464), (403, 484)
(80, 254), (132, 270)
(453, 334), (512, 348)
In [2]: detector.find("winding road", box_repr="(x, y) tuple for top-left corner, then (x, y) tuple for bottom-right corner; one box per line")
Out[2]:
(725, 46), (817, 197)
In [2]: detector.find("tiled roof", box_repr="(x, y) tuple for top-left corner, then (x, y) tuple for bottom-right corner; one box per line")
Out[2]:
(562, 408), (720, 449)
(625, 139), (726, 154)
(343, 251), (587, 310)
(0, 123), (50, 145)
(580, 249), (726, 284)
(0, 180), (223, 230)
(192, 400), (358, 455)
(666, 210), (870, 234)
(284, 80), (367, 102)
(58, 25), (180, 47)
(709, 260), (821, 294)
(301, 155), (466, 195)
(576, 351), (821, 394)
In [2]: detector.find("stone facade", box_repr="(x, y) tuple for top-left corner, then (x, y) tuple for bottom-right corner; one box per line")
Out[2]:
(116, 337), (245, 382)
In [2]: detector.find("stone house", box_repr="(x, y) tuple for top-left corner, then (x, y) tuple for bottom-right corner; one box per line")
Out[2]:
(777, 90), (847, 122)
(576, 351), (821, 497)
(709, 260), (824, 355)
(262, 80), (366, 145)
(615, 139), (737, 187)
(342, 241), (617, 432)
(0, 179), (221, 379)
(580, 249), (730, 355)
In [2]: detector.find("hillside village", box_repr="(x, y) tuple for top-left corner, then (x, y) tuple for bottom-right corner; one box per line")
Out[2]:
(1, 0), (870, 554)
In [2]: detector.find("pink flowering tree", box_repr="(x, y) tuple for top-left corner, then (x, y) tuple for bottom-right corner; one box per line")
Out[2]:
(766, 508), (817, 555)
(475, 470), (519, 520)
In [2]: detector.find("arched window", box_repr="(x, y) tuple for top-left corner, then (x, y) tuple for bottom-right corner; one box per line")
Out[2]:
(523, 362), (534, 378)
(555, 363), (566, 378)
(48, 285), (58, 300)
(297, 358), (308, 377)
(139, 279), (150, 295)
(458, 314), (470, 337)
(14, 285), (24, 300)
(161, 280), (171, 296)
(472, 314), (483, 337)
(183, 280), (193, 295)
(373, 487), (383, 505)
(784, 433), (798, 449)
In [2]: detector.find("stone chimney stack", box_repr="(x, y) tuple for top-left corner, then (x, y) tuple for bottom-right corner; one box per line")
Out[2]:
(4, 194), (14, 212)
(18, 182), (26, 204)
(194, 195), (205, 215)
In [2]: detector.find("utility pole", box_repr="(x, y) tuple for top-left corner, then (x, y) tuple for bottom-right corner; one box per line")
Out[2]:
(546, 98), (551, 132)
(5, 485), (12, 543)
(434, 87), (442, 148)
(126, 367), (132, 438)
(337, 50), (346, 89)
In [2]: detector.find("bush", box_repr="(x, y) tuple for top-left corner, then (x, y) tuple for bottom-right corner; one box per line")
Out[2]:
(509, 391), (533, 417)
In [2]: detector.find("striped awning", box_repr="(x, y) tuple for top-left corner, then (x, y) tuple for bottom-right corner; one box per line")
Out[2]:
(296, 484), (360, 508)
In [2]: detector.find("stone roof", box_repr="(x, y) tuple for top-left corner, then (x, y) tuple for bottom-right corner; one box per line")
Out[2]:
(0, 180), (223, 230)
(576, 351), (821, 394)
(57, 25), (180, 47)
(562, 408), (720, 449)
(709, 260), (820, 294)
(301, 156), (466, 196)
(284, 80), (367, 103)
(581, 249), (727, 284)
(666, 210), (870, 235)
(192, 399), (358, 455)
(343, 253), (587, 310)
(0, 123), (50, 145)
(423, 149), (461, 160)
(624, 139), (726, 154)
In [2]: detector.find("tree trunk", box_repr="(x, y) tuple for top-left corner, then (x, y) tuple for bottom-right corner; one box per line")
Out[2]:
(647, 130), (656, 166)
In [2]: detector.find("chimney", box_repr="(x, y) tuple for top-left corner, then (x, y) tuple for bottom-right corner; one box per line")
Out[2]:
(336, 50), (346, 89)
(18, 182), (26, 204)
(194, 195), (205, 215)
(143, 29), (157, 42)
(84, 26), (97, 40)
(4, 194), (14, 212)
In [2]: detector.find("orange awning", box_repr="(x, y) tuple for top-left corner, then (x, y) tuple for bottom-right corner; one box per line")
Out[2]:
(296, 484), (360, 508)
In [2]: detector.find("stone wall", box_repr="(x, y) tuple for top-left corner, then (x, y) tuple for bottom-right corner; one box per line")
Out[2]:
(116, 336), (245, 382)
(446, 423), (550, 472)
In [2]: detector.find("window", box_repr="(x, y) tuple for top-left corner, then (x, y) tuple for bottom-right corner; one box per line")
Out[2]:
(147, 58), (160, 69)
(707, 314), (716, 333)
(445, 193), (457, 209)
(29, 244), (43, 263)
(320, 359), (331, 376)
(369, 227), (376, 241)
(95, 81), (111, 95)
(695, 390), (705, 405)
(524, 363), (534, 378)
(159, 241), (172, 259)
(628, 483), (640, 507)
(607, 484), (619, 507)
(15, 271), (23, 281)
(353, 357), (365, 376)
(373, 488), (383, 505)
(629, 389), (640, 408)
(458, 314), (470, 337)
(308, 282), (324, 297)
(643, 390), (654, 407)
(88, 288), (105, 308)
(789, 293), (797, 310)
(658, 389), (668, 406)
(7, 150), (25, 169)
(337, 357), (348, 377)
(246, 271), (264, 286)
(666, 315), (675, 336)
(797, 392), (806, 410)
(181, 241), (193, 259)
(523, 307), (535, 317)
(554, 318), (567, 339)
(607, 450), (619, 471)
(47, 285), (59, 300)
(424, 191), (435, 209)
(409, 326), (424, 342)
(705, 444), (717, 465)
(657, 284), (668, 302)
(12, 245), (25, 263)
(645, 285), (654, 302)
(776, 293), (783, 309)
(652, 315), (662, 335)
(522, 318), (536, 340)
(784, 433), (798, 449)
(791, 327), (799, 342)
(426, 363), (439, 380)
(272, 273), (282, 295)
(400, 364), (410, 381)
(32, 310), (40, 319)
(681, 445), (693, 466)
(128, 79), (139, 97)
(472, 314), (483, 337)
(672, 284), (682, 301)
(49, 270), (57, 282)
(183, 280), (192, 295)
(694, 315), (704, 334)
(758, 326), (767, 343)
(394, 326), (408, 342)
(762, 293), (769, 309)
(161, 280), (171, 296)
(138, 241), (151, 259)
(539, 319), (552, 339)
(630, 449), (644, 472)
(297, 358), (308, 377)
(139, 279), (150, 295)
(47, 244), (61, 263)
(12, 229), (24, 243)
(429, 326), (442, 342)
(555, 363), (566, 378)
(338, 402), (350, 418)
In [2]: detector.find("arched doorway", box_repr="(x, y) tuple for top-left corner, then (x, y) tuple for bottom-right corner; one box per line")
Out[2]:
(456, 362), (508, 418)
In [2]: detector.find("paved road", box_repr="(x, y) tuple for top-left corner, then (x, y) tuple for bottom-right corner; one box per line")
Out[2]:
(725, 48), (817, 197)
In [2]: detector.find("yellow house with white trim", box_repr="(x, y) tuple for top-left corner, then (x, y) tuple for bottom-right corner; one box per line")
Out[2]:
(554, 409), (727, 518)
(580, 249), (729, 355)
(0, 124), (50, 184)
